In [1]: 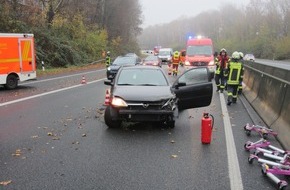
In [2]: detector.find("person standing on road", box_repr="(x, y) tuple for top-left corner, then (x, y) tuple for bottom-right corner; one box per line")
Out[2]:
(225, 51), (244, 105)
(172, 51), (181, 76)
(106, 51), (111, 68)
(238, 52), (244, 94)
(214, 48), (230, 92)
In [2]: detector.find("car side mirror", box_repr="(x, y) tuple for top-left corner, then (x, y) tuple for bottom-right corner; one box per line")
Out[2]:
(104, 80), (113, 86)
(174, 82), (186, 89)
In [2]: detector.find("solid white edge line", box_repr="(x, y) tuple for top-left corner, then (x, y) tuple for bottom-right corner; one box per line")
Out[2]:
(219, 93), (243, 190)
(0, 79), (105, 107)
(20, 69), (106, 85)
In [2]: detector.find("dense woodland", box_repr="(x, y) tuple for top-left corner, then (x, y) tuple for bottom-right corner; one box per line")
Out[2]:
(139, 0), (290, 60)
(0, 0), (142, 68)
(1, 0), (290, 68)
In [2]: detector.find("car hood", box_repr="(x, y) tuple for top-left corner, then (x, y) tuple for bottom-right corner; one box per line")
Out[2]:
(109, 65), (121, 70)
(158, 55), (171, 58)
(143, 61), (158, 65)
(113, 86), (174, 102)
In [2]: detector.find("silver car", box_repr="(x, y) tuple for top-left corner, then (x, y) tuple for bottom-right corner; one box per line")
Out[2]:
(244, 54), (255, 62)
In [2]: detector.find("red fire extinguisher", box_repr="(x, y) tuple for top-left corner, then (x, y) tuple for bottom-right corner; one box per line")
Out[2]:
(201, 112), (214, 144)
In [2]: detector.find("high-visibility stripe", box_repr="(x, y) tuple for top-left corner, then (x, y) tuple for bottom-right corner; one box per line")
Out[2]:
(0, 58), (32, 63)
(22, 41), (31, 60)
(23, 41), (28, 60)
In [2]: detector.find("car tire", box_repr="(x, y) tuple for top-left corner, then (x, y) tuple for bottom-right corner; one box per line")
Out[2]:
(167, 121), (175, 129)
(104, 106), (121, 128)
(4, 74), (18, 90)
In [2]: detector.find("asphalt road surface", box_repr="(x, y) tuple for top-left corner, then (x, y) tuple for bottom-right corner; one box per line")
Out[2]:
(0, 65), (288, 190)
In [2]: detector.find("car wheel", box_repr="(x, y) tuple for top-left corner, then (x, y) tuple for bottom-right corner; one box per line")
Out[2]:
(167, 121), (175, 129)
(4, 74), (18, 90)
(104, 106), (121, 128)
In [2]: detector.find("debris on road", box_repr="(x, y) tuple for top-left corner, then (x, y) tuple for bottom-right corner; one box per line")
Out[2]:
(0, 180), (12, 186)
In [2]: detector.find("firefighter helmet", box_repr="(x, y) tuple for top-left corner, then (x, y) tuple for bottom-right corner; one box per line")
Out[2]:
(173, 51), (179, 59)
(220, 48), (227, 53)
(232, 51), (240, 59)
(239, 52), (244, 59)
(107, 51), (110, 56)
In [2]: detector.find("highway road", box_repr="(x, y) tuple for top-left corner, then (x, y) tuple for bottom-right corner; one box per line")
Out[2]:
(0, 65), (288, 190)
(255, 59), (290, 70)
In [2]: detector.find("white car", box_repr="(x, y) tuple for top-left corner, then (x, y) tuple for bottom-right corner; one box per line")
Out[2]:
(244, 54), (255, 62)
(158, 48), (173, 64)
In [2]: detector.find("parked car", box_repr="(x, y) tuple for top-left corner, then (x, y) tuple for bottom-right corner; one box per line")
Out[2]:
(104, 66), (213, 128)
(106, 56), (141, 79)
(142, 55), (162, 67)
(244, 54), (255, 62)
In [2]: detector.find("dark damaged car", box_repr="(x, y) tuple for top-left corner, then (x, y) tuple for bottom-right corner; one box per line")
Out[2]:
(106, 56), (141, 80)
(104, 65), (213, 128)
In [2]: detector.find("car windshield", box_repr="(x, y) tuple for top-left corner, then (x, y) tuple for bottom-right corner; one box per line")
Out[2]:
(178, 67), (209, 85)
(159, 51), (170, 56)
(186, 45), (212, 56)
(125, 53), (137, 57)
(112, 57), (136, 66)
(117, 68), (168, 86)
(145, 55), (158, 61)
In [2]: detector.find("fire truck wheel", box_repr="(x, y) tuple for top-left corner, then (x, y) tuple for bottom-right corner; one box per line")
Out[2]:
(5, 74), (18, 90)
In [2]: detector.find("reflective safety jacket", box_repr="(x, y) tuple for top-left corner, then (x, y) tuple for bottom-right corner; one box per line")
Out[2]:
(226, 60), (244, 85)
(215, 55), (230, 75)
(106, 56), (111, 67)
(172, 51), (180, 64)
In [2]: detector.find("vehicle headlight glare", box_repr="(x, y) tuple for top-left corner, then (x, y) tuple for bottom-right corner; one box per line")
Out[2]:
(208, 60), (214, 65)
(107, 67), (111, 71)
(185, 60), (191, 66)
(111, 97), (128, 107)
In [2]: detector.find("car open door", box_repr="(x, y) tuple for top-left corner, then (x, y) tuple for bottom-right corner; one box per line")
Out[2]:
(171, 67), (213, 110)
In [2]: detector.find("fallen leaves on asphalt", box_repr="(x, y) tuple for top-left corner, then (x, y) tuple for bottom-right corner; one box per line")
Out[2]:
(0, 180), (12, 186)
(12, 149), (21, 157)
(47, 132), (53, 136)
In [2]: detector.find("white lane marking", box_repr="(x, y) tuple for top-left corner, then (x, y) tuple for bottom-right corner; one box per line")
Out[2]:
(0, 79), (105, 107)
(21, 69), (106, 85)
(219, 93), (243, 190)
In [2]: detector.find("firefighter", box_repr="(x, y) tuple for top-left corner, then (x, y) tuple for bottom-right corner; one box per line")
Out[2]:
(225, 51), (244, 105)
(172, 50), (181, 76)
(238, 52), (244, 94)
(106, 51), (111, 68)
(214, 48), (230, 93)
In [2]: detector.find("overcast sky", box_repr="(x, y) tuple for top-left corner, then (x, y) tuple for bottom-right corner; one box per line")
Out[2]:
(140, 0), (250, 27)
